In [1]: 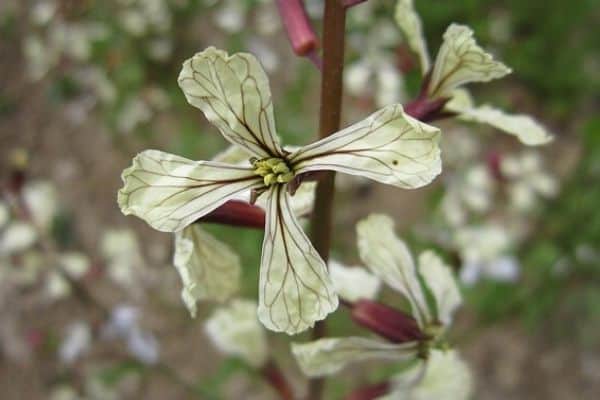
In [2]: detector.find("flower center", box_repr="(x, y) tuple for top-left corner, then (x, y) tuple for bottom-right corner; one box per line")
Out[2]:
(251, 157), (294, 186)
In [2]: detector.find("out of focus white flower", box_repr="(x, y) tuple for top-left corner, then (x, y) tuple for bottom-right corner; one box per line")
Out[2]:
(30, 0), (57, 26)
(147, 37), (173, 61)
(73, 67), (117, 105)
(455, 224), (519, 284)
(59, 321), (92, 364)
(118, 0), (172, 36)
(0, 222), (38, 256)
(23, 34), (58, 80)
(345, 22), (406, 107)
(102, 305), (160, 364)
(59, 252), (91, 279)
(214, 0), (246, 33)
(0, 201), (9, 229)
(328, 260), (381, 302)
(384, 349), (473, 400)
(247, 38), (280, 73)
(501, 151), (558, 212)
(441, 164), (495, 227)
(440, 130), (480, 168)
(45, 270), (72, 299)
(204, 299), (268, 367)
(22, 180), (58, 232)
(100, 229), (144, 289)
(116, 97), (153, 134)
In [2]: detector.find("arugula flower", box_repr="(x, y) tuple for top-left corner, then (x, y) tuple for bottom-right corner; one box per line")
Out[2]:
(118, 47), (442, 334)
(292, 214), (462, 376)
(396, 0), (553, 145)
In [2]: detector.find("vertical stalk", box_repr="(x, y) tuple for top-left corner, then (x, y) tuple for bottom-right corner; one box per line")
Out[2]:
(307, 1), (347, 399)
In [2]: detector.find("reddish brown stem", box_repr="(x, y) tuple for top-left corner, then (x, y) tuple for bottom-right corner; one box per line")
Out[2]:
(261, 360), (295, 400)
(306, 1), (347, 399)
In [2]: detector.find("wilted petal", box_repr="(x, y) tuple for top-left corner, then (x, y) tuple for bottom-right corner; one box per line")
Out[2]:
(173, 225), (241, 316)
(292, 337), (419, 377)
(329, 260), (381, 302)
(290, 104), (441, 189)
(118, 150), (263, 232)
(447, 90), (553, 146)
(395, 0), (430, 74)
(204, 299), (268, 367)
(418, 251), (461, 327)
(386, 350), (473, 400)
(258, 186), (338, 335)
(428, 24), (511, 98)
(356, 214), (430, 326)
(178, 47), (284, 158)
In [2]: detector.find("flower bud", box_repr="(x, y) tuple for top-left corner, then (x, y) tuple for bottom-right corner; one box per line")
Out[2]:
(345, 381), (390, 400)
(198, 200), (265, 229)
(275, 0), (319, 56)
(351, 299), (426, 343)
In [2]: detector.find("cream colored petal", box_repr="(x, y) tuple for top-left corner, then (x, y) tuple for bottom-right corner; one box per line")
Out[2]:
(356, 214), (430, 326)
(418, 251), (461, 327)
(178, 47), (284, 158)
(290, 104), (441, 189)
(395, 0), (430, 74)
(386, 349), (473, 400)
(446, 89), (552, 145)
(58, 252), (91, 279)
(258, 186), (338, 335)
(428, 24), (511, 98)
(0, 222), (38, 256)
(118, 150), (263, 232)
(204, 299), (268, 367)
(22, 180), (58, 232)
(329, 260), (381, 302)
(173, 225), (241, 317)
(292, 337), (419, 377)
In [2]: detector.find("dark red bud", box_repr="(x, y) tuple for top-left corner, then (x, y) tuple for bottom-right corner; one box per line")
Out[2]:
(276, 0), (319, 56)
(487, 151), (505, 181)
(351, 299), (426, 343)
(404, 96), (452, 123)
(345, 381), (391, 400)
(197, 200), (265, 229)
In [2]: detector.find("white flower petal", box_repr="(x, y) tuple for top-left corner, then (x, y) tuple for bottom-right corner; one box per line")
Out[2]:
(429, 24), (511, 98)
(387, 350), (473, 400)
(292, 337), (419, 377)
(205, 299), (268, 367)
(395, 0), (431, 74)
(118, 149), (263, 232)
(173, 225), (241, 317)
(329, 260), (381, 302)
(178, 47), (284, 158)
(356, 214), (430, 326)
(58, 252), (91, 279)
(447, 93), (553, 145)
(22, 180), (58, 231)
(258, 186), (338, 335)
(290, 104), (441, 189)
(0, 201), (9, 229)
(0, 222), (38, 256)
(418, 251), (461, 327)
(59, 321), (92, 364)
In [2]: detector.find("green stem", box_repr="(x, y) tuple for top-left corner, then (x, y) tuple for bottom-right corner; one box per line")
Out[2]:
(307, 1), (347, 399)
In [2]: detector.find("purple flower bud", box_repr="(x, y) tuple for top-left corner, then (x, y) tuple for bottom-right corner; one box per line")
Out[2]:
(275, 0), (319, 56)
(345, 381), (391, 400)
(198, 200), (265, 229)
(351, 299), (426, 343)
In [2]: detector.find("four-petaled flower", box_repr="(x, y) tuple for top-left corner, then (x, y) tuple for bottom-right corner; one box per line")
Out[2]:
(117, 47), (442, 334)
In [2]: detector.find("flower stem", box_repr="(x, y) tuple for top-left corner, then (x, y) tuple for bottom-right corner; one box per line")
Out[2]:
(307, 1), (347, 399)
